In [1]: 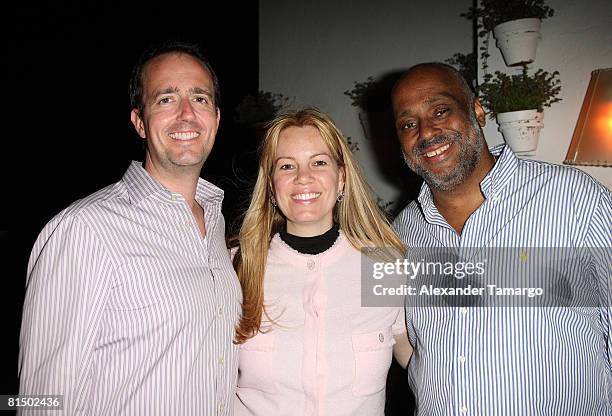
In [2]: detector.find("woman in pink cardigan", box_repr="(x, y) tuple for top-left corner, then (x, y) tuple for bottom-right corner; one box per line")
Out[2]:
(233, 108), (412, 415)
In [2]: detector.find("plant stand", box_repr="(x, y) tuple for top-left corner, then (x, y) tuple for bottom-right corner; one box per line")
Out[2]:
(493, 18), (541, 66)
(497, 109), (543, 155)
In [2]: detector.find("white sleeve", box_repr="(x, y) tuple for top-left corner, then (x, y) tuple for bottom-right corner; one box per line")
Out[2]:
(19, 213), (113, 415)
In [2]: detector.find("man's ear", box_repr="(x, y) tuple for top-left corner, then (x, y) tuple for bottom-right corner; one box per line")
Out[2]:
(473, 99), (486, 127)
(130, 109), (146, 139)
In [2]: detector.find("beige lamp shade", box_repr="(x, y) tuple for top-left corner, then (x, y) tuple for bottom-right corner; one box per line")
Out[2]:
(564, 68), (612, 167)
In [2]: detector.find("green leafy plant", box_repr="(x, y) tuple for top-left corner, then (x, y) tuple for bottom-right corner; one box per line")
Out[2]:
(376, 197), (395, 220)
(344, 77), (389, 112)
(346, 136), (360, 153)
(478, 66), (561, 118)
(234, 90), (290, 125)
(462, 0), (554, 70)
(445, 52), (477, 93)
(462, 0), (554, 38)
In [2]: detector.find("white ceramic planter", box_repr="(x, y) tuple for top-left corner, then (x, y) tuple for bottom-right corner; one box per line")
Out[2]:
(493, 18), (541, 66)
(497, 109), (544, 154)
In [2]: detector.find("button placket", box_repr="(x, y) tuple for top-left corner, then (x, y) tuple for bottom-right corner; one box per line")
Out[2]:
(455, 307), (469, 414)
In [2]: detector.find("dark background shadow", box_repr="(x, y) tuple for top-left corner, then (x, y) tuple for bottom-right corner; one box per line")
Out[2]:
(356, 71), (423, 216)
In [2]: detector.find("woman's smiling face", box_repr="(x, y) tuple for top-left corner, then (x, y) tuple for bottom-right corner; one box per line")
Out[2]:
(272, 125), (344, 237)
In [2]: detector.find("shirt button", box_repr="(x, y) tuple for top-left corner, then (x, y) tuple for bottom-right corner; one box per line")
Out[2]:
(460, 307), (468, 315)
(460, 406), (468, 414)
(218, 307), (223, 316)
(491, 194), (500, 203)
(307, 259), (315, 270)
(458, 355), (466, 364)
(219, 356), (224, 365)
(379, 333), (384, 343)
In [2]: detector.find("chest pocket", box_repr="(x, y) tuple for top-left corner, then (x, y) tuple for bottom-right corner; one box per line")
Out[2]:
(237, 333), (277, 394)
(106, 259), (215, 332)
(351, 326), (395, 396)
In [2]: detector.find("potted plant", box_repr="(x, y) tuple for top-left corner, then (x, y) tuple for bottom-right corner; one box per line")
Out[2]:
(445, 51), (477, 92)
(478, 66), (561, 154)
(462, 0), (554, 67)
(234, 90), (290, 128)
(344, 77), (385, 112)
(344, 76), (395, 139)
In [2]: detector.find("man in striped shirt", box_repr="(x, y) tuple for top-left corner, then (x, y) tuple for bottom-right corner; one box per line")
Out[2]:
(391, 63), (611, 414)
(18, 42), (241, 415)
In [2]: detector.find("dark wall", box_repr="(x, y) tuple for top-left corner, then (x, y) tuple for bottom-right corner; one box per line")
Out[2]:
(2, 1), (259, 397)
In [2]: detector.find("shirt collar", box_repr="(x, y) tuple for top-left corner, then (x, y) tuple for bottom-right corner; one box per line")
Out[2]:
(479, 144), (518, 199)
(122, 161), (224, 206)
(417, 144), (518, 212)
(416, 181), (435, 214)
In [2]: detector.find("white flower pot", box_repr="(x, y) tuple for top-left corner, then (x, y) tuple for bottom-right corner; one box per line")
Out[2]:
(497, 109), (543, 154)
(493, 18), (541, 66)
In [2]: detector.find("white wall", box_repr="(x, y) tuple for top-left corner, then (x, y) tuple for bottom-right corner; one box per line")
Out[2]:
(260, 0), (611, 210)
(479, 0), (612, 188)
(260, 0), (473, 209)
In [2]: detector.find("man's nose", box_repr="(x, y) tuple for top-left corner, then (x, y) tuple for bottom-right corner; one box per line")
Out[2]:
(178, 99), (196, 120)
(418, 119), (439, 141)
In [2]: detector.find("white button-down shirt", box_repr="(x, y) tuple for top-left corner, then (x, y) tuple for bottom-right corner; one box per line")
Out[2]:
(19, 162), (241, 415)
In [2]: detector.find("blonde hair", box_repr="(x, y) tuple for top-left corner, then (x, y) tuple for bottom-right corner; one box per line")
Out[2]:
(234, 107), (405, 343)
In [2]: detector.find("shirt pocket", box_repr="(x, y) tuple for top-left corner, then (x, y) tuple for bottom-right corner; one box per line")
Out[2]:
(351, 327), (395, 396)
(237, 333), (277, 394)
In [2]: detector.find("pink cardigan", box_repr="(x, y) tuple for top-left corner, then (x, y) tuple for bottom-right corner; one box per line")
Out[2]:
(234, 232), (406, 416)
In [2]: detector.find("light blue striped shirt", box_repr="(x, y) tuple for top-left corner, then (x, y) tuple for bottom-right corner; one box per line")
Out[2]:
(19, 162), (241, 415)
(393, 145), (611, 415)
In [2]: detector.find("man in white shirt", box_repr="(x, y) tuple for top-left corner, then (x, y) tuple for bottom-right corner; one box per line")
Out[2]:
(19, 41), (241, 415)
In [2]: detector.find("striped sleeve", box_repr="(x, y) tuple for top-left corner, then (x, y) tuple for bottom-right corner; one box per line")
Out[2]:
(19, 212), (114, 415)
(583, 185), (612, 397)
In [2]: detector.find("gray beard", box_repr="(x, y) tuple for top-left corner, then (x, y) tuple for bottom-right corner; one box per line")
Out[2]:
(403, 115), (483, 192)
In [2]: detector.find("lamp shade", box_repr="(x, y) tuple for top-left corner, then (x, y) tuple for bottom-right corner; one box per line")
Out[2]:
(564, 68), (612, 167)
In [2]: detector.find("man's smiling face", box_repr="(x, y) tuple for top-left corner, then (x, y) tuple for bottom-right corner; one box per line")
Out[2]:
(131, 52), (220, 178)
(392, 67), (487, 191)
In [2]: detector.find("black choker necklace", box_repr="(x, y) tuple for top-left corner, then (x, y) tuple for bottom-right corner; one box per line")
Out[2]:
(280, 223), (340, 255)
